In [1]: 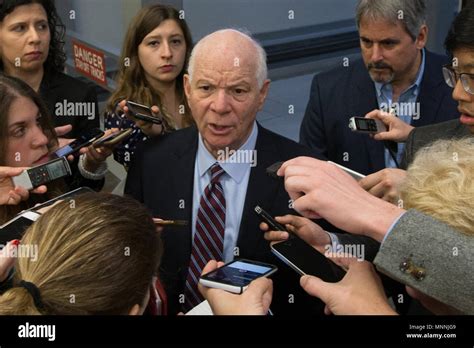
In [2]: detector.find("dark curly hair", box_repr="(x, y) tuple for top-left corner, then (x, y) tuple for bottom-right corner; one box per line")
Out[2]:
(0, 0), (66, 73)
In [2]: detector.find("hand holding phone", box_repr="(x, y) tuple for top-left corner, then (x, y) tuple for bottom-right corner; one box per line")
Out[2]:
(254, 205), (287, 232)
(12, 157), (72, 191)
(52, 128), (104, 158)
(126, 101), (163, 125)
(199, 259), (277, 294)
(93, 128), (132, 147)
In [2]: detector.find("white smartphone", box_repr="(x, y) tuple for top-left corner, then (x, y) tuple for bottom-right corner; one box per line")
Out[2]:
(199, 259), (277, 294)
(0, 211), (41, 246)
(348, 117), (386, 134)
(327, 161), (366, 181)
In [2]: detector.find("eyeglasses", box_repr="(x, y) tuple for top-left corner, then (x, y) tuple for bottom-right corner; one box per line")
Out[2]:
(442, 65), (474, 95)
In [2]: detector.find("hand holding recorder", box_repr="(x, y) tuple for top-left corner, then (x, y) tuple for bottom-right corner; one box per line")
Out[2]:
(0, 166), (48, 205)
(365, 109), (414, 142)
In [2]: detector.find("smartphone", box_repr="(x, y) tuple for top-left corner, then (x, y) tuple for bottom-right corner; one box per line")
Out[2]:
(12, 157), (72, 190)
(53, 128), (104, 158)
(0, 211), (41, 246)
(348, 117), (386, 134)
(327, 161), (366, 181)
(93, 128), (132, 147)
(22, 187), (94, 214)
(266, 162), (284, 179)
(199, 259), (278, 294)
(126, 101), (163, 125)
(271, 237), (345, 282)
(254, 205), (288, 232)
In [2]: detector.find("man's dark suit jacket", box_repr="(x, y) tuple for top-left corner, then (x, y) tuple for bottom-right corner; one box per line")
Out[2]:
(401, 119), (471, 169)
(125, 124), (334, 315)
(40, 70), (100, 139)
(300, 50), (459, 175)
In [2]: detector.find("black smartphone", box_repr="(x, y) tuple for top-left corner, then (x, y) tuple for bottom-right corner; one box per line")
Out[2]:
(0, 211), (41, 246)
(24, 187), (94, 213)
(266, 162), (283, 179)
(126, 101), (163, 125)
(53, 128), (104, 158)
(254, 205), (288, 232)
(0, 187), (95, 245)
(271, 236), (345, 282)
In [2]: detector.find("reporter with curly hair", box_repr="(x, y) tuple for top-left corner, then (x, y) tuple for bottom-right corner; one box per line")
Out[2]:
(0, 0), (99, 138)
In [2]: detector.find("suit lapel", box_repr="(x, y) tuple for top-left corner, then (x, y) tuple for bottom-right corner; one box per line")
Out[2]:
(415, 51), (444, 127)
(237, 126), (281, 257)
(171, 128), (199, 257)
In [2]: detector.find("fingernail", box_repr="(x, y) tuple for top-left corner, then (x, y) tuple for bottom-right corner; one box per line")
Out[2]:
(11, 239), (20, 246)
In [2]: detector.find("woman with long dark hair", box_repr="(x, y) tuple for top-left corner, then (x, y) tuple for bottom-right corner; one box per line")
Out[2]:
(105, 4), (194, 167)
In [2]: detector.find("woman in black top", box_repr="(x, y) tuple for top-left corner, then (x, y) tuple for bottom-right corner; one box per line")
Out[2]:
(0, 0), (99, 138)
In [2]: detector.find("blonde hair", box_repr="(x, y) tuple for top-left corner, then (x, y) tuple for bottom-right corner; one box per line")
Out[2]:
(400, 138), (474, 235)
(0, 193), (161, 315)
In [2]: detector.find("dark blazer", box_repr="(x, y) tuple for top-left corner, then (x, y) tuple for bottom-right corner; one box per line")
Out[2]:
(300, 50), (459, 175)
(401, 119), (471, 169)
(40, 70), (100, 139)
(125, 124), (333, 315)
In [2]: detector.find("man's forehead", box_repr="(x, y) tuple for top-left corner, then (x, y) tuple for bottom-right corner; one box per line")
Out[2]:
(194, 65), (254, 82)
(359, 17), (406, 39)
(193, 53), (257, 79)
(452, 49), (474, 69)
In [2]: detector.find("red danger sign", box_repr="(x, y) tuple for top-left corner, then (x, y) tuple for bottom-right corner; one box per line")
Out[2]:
(72, 40), (107, 86)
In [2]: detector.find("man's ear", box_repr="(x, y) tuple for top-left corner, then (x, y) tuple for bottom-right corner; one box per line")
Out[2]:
(257, 79), (271, 111)
(415, 24), (428, 49)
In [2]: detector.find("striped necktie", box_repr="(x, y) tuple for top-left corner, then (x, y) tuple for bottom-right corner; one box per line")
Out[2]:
(183, 163), (226, 311)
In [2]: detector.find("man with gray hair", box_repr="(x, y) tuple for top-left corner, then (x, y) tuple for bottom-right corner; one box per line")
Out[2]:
(300, 0), (458, 175)
(125, 29), (332, 315)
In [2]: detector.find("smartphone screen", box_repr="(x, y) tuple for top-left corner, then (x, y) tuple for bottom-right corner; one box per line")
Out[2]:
(271, 236), (345, 282)
(54, 128), (104, 158)
(201, 260), (277, 287)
